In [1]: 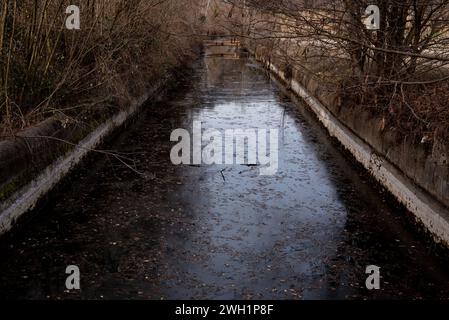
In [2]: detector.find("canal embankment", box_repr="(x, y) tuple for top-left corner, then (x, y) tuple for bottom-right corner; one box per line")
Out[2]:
(247, 44), (449, 247)
(0, 50), (202, 237)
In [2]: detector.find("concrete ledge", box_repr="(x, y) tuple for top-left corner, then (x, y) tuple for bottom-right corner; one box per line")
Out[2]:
(252, 50), (449, 247)
(0, 93), (150, 236)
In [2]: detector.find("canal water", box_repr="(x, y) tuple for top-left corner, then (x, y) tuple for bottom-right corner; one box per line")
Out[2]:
(0, 47), (449, 300)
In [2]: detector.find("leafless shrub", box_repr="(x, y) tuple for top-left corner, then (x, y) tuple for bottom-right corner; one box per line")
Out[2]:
(0, 0), (204, 134)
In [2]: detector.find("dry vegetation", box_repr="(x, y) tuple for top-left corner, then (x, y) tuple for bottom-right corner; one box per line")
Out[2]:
(0, 0), (204, 135)
(216, 0), (449, 142)
(1, 0), (447, 143)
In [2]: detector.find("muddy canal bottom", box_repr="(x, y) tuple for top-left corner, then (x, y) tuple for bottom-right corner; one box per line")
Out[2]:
(1, 53), (449, 300)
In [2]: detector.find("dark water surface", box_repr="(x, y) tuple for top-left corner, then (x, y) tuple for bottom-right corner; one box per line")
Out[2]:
(1, 51), (449, 300)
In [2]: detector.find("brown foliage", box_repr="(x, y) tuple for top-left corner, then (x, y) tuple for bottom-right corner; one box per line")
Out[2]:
(218, 0), (449, 144)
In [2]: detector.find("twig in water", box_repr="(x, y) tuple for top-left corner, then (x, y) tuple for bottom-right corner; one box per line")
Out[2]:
(220, 169), (226, 182)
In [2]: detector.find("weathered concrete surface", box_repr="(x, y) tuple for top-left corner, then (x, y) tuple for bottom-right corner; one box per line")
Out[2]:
(0, 46), (449, 300)
(249, 47), (449, 247)
(299, 74), (449, 210)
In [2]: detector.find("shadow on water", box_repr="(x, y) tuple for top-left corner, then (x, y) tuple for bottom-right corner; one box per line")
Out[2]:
(0, 48), (448, 300)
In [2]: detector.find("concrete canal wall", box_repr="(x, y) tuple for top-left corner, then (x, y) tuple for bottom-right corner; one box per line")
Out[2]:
(0, 93), (153, 236)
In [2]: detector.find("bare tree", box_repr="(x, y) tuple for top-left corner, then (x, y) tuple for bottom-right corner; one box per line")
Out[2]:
(214, 0), (449, 141)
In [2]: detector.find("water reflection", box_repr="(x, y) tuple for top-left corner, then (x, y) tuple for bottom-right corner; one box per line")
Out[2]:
(166, 53), (348, 299)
